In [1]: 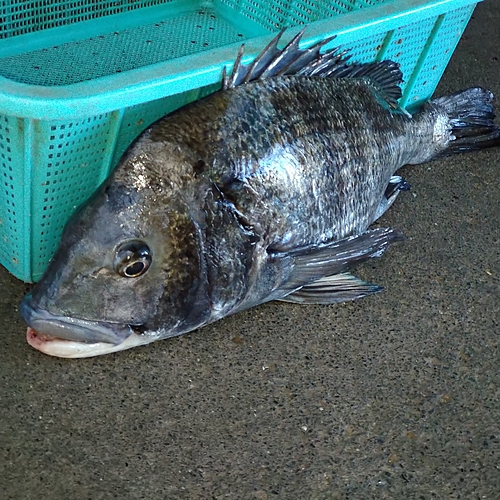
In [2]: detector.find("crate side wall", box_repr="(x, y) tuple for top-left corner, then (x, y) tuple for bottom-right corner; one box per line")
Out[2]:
(0, 114), (31, 280)
(28, 115), (118, 281)
(402, 3), (476, 108)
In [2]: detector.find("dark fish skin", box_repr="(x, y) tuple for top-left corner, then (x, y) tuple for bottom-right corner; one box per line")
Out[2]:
(19, 34), (500, 357)
(19, 75), (440, 353)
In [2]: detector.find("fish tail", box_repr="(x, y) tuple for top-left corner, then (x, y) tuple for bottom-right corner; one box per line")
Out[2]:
(432, 87), (500, 155)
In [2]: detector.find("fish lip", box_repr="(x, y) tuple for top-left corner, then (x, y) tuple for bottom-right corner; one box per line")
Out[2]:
(20, 293), (134, 345)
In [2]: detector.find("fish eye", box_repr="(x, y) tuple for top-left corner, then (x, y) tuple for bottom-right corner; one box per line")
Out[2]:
(114, 240), (152, 278)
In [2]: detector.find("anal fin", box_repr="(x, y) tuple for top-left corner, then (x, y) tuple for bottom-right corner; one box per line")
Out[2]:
(279, 272), (382, 304)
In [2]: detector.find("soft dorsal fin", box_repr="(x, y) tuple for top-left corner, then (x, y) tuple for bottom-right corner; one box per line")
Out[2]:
(223, 29), (405, 111)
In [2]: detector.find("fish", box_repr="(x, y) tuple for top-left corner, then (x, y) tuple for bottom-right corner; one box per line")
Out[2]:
(19, 29), (500, 358)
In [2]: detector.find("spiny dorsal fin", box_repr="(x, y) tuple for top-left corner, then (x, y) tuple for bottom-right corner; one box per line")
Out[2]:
(223, 29), (405, 111)
(223, 28), (334, 89)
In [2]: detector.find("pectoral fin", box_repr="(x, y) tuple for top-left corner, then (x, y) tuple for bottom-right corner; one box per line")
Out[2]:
(279, 272), (382, 304)
(269, 227), (405, 304)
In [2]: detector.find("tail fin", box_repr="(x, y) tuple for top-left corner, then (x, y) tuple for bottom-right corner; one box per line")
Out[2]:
(432, 87), (500, 155)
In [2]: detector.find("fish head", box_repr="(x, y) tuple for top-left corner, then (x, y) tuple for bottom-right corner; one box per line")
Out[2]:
(20, 153), (211, 358)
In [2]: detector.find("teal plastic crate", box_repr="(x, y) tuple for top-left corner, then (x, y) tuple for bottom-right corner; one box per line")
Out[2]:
(0, 0), (478, 282)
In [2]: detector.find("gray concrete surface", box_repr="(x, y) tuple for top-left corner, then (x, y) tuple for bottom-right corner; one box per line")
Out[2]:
(1, 2), (499, 498)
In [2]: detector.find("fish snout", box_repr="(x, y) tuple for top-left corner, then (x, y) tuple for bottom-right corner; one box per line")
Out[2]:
(19, 293), (134, 345)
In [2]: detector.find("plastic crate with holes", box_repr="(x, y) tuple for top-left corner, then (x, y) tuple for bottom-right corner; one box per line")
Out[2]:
(0, 0), (479, 282)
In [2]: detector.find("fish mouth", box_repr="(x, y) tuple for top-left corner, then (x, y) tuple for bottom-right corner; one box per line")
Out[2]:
(25, 327), (152, 358)
(20, 293), (148, 358)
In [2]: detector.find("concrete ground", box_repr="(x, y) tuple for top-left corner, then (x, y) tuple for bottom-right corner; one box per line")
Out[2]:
(1, 2), (499, 498)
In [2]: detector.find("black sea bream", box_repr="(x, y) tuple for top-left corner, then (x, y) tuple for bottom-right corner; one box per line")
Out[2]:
(20, 30), (500, 357)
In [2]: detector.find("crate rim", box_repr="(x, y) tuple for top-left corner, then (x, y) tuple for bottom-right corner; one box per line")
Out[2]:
(0, 0), (479, 120)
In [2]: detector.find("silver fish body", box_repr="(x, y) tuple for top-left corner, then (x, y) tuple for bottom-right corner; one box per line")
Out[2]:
(20, 32), (500, 357)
